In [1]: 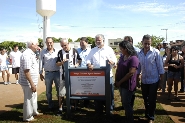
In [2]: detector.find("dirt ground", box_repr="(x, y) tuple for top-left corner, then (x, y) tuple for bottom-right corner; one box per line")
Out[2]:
(0, 75), (185, 123)
(0, 75), (46, 114)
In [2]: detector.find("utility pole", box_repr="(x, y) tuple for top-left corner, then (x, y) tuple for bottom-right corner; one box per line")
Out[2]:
(161, 29), (168, 42)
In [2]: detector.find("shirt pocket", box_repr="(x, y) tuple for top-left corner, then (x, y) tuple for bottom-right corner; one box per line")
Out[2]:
(148, 55), (157, 75)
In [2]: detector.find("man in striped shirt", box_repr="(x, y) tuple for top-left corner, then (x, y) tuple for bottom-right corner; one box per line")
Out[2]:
(19, 39), (42, 122)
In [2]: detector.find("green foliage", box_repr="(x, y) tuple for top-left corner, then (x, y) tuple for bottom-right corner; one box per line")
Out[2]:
(0, 41), (26, 53)
(38, 38), (44, 48)
(134, 41), (142, 49)
(68, 38), (73, 42)
(151, 35), (165, 48)
(75, 37), (96, 48)
(135, 35), (165, 49)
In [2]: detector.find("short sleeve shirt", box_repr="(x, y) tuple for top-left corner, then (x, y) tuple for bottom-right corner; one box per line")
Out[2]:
(0, 54), (7, 66)
(19, 49), (38, 86)
(9, 51), (22, 68)
(116, 55), (139, 91)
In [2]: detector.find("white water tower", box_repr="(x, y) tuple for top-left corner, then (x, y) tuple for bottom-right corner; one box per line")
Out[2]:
(36, 0), (56, 48)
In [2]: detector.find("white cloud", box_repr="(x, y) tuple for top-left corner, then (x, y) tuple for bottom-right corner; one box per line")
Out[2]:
(110, 2), (185, 15)
(84, 0), (104, 9)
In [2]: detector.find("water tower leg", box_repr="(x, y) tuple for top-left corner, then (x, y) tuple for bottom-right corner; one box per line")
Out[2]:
(43, 16), (50, 49)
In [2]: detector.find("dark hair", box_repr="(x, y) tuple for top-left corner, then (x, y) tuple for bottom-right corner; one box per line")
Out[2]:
(119, 40), (137, 56)
(80, 37), (88, 43)
(13, 44), (18, 48)
(163, 47), (169, 57)
(170, 46), (179, 53)
(142, 34), (151, 41)
(156, 43), (162, 50)
(46, 37), (53, 42)
(124, 36), (133, 43)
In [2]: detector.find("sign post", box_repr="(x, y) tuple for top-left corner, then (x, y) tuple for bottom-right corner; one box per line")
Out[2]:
(64, 60), (110, 117)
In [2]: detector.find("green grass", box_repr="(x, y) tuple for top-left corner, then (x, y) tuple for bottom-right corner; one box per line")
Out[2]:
(0, 87), (173, 123)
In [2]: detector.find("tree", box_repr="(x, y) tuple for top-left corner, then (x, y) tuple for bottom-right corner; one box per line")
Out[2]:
(135, 35), (164, 49)
(75, 37), (96, 48)
(0, 41), (26, 53)
(68, 38), (73, 42)
(38, 38), (44, 48)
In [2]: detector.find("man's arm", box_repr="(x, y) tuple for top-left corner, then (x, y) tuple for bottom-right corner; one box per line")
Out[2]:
(86, 49), (94, 71)
(24, 69), (36, 92)
(39, 50), (44, 74)
(75, 50), (82, 67)
(108, 47), (117, 66)
(56, 50), (63, 66)
(23, 55), (36, 92)
(39, 50), (45, 81)
(155, 50), (165, 75)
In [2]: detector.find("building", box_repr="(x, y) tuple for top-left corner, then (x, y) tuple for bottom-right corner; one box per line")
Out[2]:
(108, 38), (123, 50)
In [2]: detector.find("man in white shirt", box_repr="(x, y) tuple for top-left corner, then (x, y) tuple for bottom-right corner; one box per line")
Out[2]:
(9, 44), (22, 84)
(19, 39), (42, 122)
(0, 48), (10, 85)
(86, 34), (117, 114)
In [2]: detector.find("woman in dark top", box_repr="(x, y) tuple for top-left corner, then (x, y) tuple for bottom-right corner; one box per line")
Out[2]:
(165, 46), (184, 100)
(115, 41), (139, 123)
(180, 45), (185, 92)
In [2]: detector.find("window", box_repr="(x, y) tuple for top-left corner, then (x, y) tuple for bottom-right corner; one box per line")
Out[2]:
(114, 41), (121, 45)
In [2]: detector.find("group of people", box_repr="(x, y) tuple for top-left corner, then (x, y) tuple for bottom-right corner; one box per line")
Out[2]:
(4, 34), (184, 123)
(0, 45), (22, 85)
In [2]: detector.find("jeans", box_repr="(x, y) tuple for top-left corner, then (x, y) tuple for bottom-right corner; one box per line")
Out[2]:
(45, 71), (60, 108)
(120, 88), (134, 123)
(141, 81), (159, 120)
(95, 77), (114, 113)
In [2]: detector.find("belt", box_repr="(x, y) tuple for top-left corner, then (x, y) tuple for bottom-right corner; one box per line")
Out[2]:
(45, 70), (59, 72)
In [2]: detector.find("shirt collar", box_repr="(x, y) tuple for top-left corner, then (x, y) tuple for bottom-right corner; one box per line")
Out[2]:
(28, 48), (35, 55)
(46, 48), (55, 52)
(96, 46), (105, 50)
(81, 48), (87, 51)
(140, 46), (153, 53)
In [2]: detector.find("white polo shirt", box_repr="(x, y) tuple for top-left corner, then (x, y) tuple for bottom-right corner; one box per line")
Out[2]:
(86, 46), (117, 77)
(9, 51), (22, 68)
(0, 54), (7, 66)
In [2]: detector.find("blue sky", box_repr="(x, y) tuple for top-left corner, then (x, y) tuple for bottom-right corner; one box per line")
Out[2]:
(0, 0), (185, 45)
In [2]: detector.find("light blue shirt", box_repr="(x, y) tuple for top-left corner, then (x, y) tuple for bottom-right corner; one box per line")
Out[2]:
(76, 48), (91, 67)
(137, 47), (164, 84)
(39, 48), (60, 74)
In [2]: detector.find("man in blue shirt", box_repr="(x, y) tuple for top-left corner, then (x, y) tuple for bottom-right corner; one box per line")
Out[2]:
(76, 37), (91, 107)
(137, 35), (164, 123)
(76, 37), (91, 67)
